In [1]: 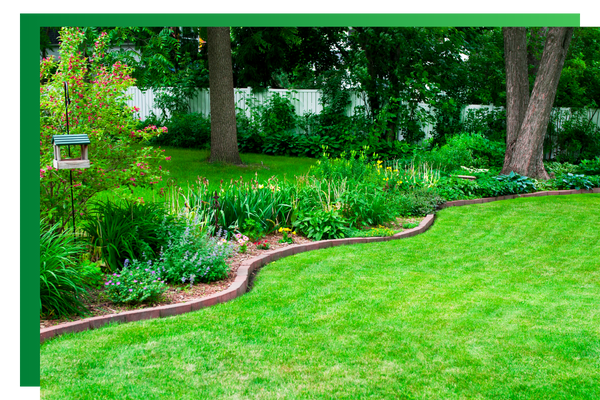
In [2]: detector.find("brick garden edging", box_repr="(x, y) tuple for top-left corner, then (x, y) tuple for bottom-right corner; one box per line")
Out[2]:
(40, 188), (600, 343)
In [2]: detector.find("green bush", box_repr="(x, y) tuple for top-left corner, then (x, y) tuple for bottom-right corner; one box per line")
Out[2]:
(416, 133), (505, 172)
(293, 208), (348, 241)
(149, 113), (211, 148)
(578, 156), (600, 176)
(157, 223), (234, 284)
(395, 189), (444, 217)
(40, 220), (94, 318)
(83, 200), (180, 272)
(103, 258), (166, 304)
(545, 161), (579, 176)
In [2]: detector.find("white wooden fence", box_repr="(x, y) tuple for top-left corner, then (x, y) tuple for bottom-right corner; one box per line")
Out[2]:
(125, 87), (600, 142)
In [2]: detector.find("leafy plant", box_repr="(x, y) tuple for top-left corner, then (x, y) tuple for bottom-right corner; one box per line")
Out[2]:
(495, 171), (537, 194)
(40, 27), (169, 229)
(558, 173), (594, 190)
(40, 220), (92, 318)
(278, 227), (295, 244)
(293, 208), (348, 241)
(255, 240), (270, 250)
(150, 113), (211, 148)
(156, 223), (234, 284)
(402, 222), (420, 229)
(82, 199), (178, 272)
(103, 258), (166, 304)
(396, 189), (444, 217)
(241, 218), (265, 242)
(578, 156), (600, 176)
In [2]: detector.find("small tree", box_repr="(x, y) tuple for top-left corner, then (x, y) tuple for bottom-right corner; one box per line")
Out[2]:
(40, 27), (169, 229)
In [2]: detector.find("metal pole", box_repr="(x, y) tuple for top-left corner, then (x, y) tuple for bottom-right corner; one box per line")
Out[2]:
(64, 82), (76, 236)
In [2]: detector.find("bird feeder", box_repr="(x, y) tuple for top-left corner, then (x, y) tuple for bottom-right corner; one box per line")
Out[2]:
(52, 134), (91, 169)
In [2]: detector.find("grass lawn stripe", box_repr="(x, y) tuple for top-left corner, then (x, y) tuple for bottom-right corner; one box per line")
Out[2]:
(41, 195), (600, 399)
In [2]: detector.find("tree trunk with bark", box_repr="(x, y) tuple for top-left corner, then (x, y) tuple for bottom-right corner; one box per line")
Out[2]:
(502, 27), (574, 179)
(207, 27), (242, 164)
(502, 27), (529, 170)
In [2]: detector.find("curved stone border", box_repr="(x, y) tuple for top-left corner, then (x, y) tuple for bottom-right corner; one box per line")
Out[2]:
(40, 187), (600, 343)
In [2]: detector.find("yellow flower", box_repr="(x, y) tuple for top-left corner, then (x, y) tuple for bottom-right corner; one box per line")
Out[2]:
(278, 227), (283, 233)
(292, 231), (296, 235)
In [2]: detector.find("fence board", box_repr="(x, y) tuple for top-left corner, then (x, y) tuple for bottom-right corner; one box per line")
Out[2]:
(125, 87), (599, 144)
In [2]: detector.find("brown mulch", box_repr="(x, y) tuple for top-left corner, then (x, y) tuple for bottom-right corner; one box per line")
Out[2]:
(40, 216), (423, 330)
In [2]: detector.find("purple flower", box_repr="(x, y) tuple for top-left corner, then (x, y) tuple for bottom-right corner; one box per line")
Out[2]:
(129, 289), (133, 292)
(116, 282), (121, 285)
(133, 280), (137, 283)
(105, 282), (110, 286)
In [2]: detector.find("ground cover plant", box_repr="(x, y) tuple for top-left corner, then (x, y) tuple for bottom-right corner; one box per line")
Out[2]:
(40, 195), (600, 399)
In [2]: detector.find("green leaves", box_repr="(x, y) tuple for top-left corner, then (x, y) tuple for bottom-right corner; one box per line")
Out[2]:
(293, 209), (348, 241)
(40, 220), (93, 318)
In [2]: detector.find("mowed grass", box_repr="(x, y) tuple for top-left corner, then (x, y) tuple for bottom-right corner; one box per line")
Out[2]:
(40, 195), (600, 399)
(102, 147), (317, 203)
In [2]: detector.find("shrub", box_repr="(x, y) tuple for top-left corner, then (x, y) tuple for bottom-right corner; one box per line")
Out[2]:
(83, 199), (180, 272)
(578, 156), (600, 176)
(40, 27), (168, 228)
(40, 220), (92, 318)
(156, 224), (234, 284)
(103, 258), (166, 304)
(293, 208), (348, 241)
(544, 161), (579, 176)
(416, 133), (505, 171)
(395, 189), (444, 216)
(150, 113), (211, 148)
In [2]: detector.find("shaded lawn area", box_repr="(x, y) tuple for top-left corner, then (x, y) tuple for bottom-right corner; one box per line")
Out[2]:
(40, 195), (600, 399)
(103, 147), (317, 203)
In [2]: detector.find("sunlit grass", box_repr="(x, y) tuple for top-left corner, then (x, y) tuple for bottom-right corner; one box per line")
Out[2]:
(98, 147), (317, 203)
(41, 195), (600, 399)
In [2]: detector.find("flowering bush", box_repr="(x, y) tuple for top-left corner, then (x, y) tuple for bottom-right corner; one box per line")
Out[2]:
(40, 27), (170, 228)
(156, 221), (234, 284)
(103, 259), (166, 304)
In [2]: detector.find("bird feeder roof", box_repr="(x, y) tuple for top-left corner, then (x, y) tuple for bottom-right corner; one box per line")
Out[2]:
(52, 134), (91, 146)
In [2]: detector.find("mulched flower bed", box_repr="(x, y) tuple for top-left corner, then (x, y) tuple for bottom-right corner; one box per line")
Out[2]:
(40, 216), (422, 330)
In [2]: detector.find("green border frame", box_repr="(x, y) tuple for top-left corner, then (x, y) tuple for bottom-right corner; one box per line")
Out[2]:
(23, 13), (580, 388)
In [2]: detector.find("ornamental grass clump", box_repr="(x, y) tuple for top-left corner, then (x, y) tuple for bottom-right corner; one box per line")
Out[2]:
(40, 220), (93, 318)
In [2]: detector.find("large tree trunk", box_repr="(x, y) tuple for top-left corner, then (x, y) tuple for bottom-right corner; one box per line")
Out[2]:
(207, 27), (242, 164)
(502, 27), (574, 179)
(502, 27), (529, 172)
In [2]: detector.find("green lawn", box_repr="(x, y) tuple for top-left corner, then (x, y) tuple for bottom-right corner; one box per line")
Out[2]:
(40, 195), (600, 399)
(103, 147), (317, 203)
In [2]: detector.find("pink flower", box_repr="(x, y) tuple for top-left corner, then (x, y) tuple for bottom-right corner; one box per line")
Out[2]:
(165, 156), (171, 161)
(129, 178), (135, 181)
